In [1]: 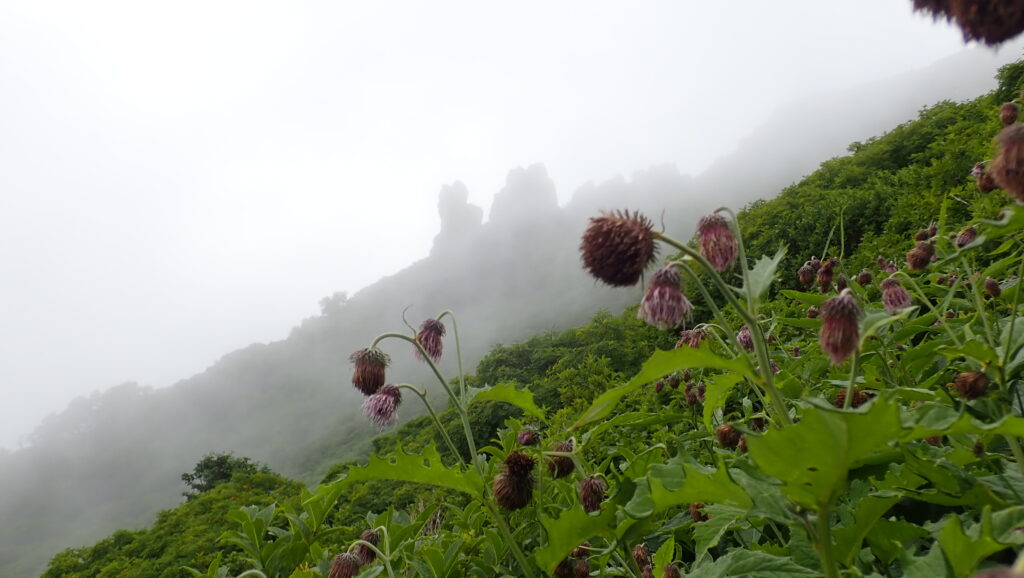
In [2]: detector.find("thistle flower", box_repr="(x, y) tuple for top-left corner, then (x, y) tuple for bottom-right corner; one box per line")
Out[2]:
(574, 559), (590, 578)
(554, 558), (574, 578)
(885, 261), (898, 274)
(991, 124), (1024, 202)
(355, 529), (380, 565)
(632, 544), (652, 571)
(792, 345), (802, 357)
(715, 423), (741, 448)
(737, 325), (754, 351)
(856, 269), (872, 285)
(906, 242), (934, 271)
(836, 274), (849, 292)
(806, 305), (819, 319)
(329, 553), (361, 578)
(817, 263), (835, 293)
(881, 277), (912, 314)
(925, 436), (944, 447)
(414, 318), (445, 363)
(953, 370), (989, 400)
(914, 0), (1024, 45)
(956, 226), (978, 248)
(517, 428), (539, 446)
(835, 387), (870, 409)
(1003, 102), (1021, 126)
(361, 385), (402, 429)
(876, 256), (886, 268)
(637, 266), (692, 330)
(819, 290), (862, 365)
(572, 543), (590, 559)
(667, 374), (682, 389)
(350, 348), (390, 396)
(675, 328), (706, 349)
(798, 262), (815, 288)
(914, 228), (930, 241)
(985, 277), (1002, 297)
(809, 256), (821, 271)
(928, 223), (938, 237)
(580, 210), (658, 286)
(579, 476), (607, 513)
(547, 441), (575, 478)
(663, 565), (682, 578)
(689, 502), (709, 522)
(696, 214), (738, 272)
(493, 451), (536, 510)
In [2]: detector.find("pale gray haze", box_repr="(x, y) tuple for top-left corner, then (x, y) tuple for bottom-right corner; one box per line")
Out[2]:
(0, 1), (1017, 449)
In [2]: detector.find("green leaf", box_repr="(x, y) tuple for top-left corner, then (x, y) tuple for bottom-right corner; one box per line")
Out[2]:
(938, 509), (1006, 578)
(686, 549), (817, 578)
(571, 344), (754, 430)
(652, 536), (675, 571)
(534, 505), (617, 574)
(626, 460), (752, 518)
(703, 373), (744, 432)
(469, 382), (546, 421)
(776, 318), (822, 329)
(316, 443), (484, 497)
(864, 519), (929, 565)
(982, 205), (1024, 239)
(860, 307), (916, 346)
(780, 289), (829, 306)
(693, 505), (746, 564)
(746, 399), (903, 508)
(582, 412), (689, 446)
(899, 542), (952, 578)
(745, 246), (786, 307)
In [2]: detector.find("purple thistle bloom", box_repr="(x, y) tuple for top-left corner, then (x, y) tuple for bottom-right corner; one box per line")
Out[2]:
(956, 226), (977, 248)
(675, 328), (706, 349)
(696, 214), (738, 272)
(361, 384), (402, 429)
(881, 277), (912, 314)
(737, 325), (754, 351)
(819, 289), (862, 365)
(579, 476), (607, 513)
(638, 266), (691, 330)
(350, 348), (390, 396)
(329, 553), (361, 578)
(414, 318), (446, 363)
(885, 261), (898, 274)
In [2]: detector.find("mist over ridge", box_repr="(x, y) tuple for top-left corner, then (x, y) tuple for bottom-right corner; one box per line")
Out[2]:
(0, 44), (1021, 577)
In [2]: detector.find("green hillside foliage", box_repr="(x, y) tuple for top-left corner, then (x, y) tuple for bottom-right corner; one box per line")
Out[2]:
(42, 59), (1024, 577)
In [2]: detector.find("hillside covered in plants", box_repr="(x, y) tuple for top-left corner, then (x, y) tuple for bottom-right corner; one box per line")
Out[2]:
(44, 58), (1024, 578)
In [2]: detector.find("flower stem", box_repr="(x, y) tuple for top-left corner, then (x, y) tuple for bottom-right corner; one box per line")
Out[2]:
(843, 350), (861, 410)
(484, 501), (539, 578)
(437, 310), (468, 404)
(894, 272), (963, 347)
(396, 384), (464, 465)
(350, 541), (395, 578)
(815, 507), (839, 578)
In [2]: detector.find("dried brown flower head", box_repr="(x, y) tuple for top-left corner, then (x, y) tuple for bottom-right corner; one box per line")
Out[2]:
(355, 529), (380, 565)
(856, 269), (872, 285)
(991, 124), (1024, 202)
(350, 348), (391, 396)
(715, 423), (742, 448)
(881, 277), (912, 314)
(953, 370), (989, 400)
(914, 0), (1024, 45)
(493, 451), (536, 510)
(956, 226), (978, 248)
(985, 277), (1002, 297)
(798, 262), (815, 288)
(329, 553), (361, 578)
(1003, 102), (1021, 126)
(696, 214), (739, 272)
(547, 440), (576, 478)
(663, 565), (682, 578)
(819, 290), (862, 364)
(415, 318), (446, 363)
(580, 210), (657, 286)
(579, 476), (607, 513)
(632, 544), (652, 570)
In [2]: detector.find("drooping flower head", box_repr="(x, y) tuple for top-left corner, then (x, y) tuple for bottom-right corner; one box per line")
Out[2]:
(329, 553), (362, 578)
(1003, 102), (1021, 126)
(880, 277), (912, 314)
(737, 325), (754, 351)
(913, 0), (1024, 45)
(663, 565), (682, 578)
(985, 277), (1002, 297)
(355, 529), (380, 565)
(414, 318), (446, 363)
(817, 258), (837, 293)
(819, 289), (862, 364)
(885, 261), (898, 274)
(638, 266), (691, 330)
(835, 387), (871, 409)
(580, 210), (658, 286)
(554, 558), (574, 578)
(696, 214), (738, 272)
(798, 262), (815, 288)
(956, 225), (978, 248)
(953, 370), (989, 400)
(991, 124), (1024, 202)
(675, 328), (706, 349)
(906, 241), (934, 271)
(517, 428), (539, 446)
(856, 269), (872, 285)
(573, 559), (590, 578)
(715, 423), (741, 448)
(547, 440), (575, 478)
(493, 451), (536, 510)
(350, 348), (390, 396)
(579, 476), (607, 513)
(632, 544), (652, 571)
(689, 502), (708, 522)
(361, 384), (402, 429)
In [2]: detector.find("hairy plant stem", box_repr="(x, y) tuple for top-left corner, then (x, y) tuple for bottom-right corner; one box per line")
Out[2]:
(815, 507), (840, 578)
(842, 350), (862, 410)
(396, 384), (464, 464)
(437, 310), (468, 405)
(657, 233), (792, 426)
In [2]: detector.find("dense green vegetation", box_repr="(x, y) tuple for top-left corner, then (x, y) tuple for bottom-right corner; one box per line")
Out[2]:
(43, 60), (1024, 577)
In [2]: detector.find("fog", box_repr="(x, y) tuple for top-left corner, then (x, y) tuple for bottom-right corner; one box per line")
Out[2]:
(1, 1), (1023, 575)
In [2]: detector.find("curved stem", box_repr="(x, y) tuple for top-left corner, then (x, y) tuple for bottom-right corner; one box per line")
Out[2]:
(659, 233), (792, 426)
(437, 310), (468, 405)
(718, 207), (756, 315)
(815, 507), (840, 578)
(396, 384), (464, 464)
(842, 350), (862, 410)
(484, 501), (539, 578)
(349, 541), (395, 578)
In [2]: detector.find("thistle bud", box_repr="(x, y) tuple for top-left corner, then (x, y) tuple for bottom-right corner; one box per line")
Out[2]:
(572, 543), (590, 559)
(580, 210), (657, 286)
(361, 384), (402, 429)
(991, 124), (1024, 202)
(493, 451), (536, 510)
(819, 290), (862, 365)
(350, 348), (391, 396)
(638, 266), (692, 330)
(953, 370), (989, 400)
(547, 441), (575, 478)
(675, 328), (706, 349)
(1002, 102), (1020, 126)
(554, 558), (574, 578)
(355, 529), (380, 565)
(928, 223), (938, 237)
(654, 379), (665, 393)
(690, 502), (709, 522)
(836, 274), (849, 292)
(914, 228), (930, 241)
(835, 387), (870, 409)
(663, 565), (682, 578)
(329, 553), (362, 578)
(905, 242), (933, 271)
(696, 214), (739, 272)
(880, 277), (912, 314)
(956, 226), (978, 248)
(792, 346), (801, 357)
(798, 262), (815, 288)
(517, 428), (539, 446)
(574, 559), (590, 578)
(985, 277), (1002, 297)
(806, 305), (819, 319)
(667, 374), (682, 389)
(885, 261), (898, 274)
(737, 325), (754, 351)
(632, 544), (652, 570)
(856, 269), (872, 285)
(715, 423), (741, 448)
(925, 436), (944, 447)
(579, 476), (607, 513)
(414, 318), (446, 363)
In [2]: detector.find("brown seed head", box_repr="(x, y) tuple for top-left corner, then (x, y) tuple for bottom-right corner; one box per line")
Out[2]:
(991, 124), (1024, 202)
(715, 423), (742, 448)
(696, 214), (739, 272)
(580, 210), (657, 286)
(355, 529), (380, 565)
(547, 441), (575, 478)
(985, 277), (1002, 297)
(329, 553), (362, 578)
(819, 290), (862, 364)
(632, 544), (652, 570)
(954, 370), (989, 400)
(579, 476), (607, 513)
(415, 318), (446, 362)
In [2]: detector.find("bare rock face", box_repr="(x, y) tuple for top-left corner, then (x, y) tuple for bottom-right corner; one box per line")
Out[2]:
(431, 181), (483, 256)
(487, 163), (559, 229)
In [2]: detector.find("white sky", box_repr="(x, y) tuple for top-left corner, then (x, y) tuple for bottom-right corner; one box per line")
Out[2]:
(0, 1), (998, 448)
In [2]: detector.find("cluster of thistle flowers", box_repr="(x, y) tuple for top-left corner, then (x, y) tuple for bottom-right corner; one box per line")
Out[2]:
(329, 529), (380, 578)
(349, 318), (446, 428)
(552, 543), (593, 578)
(494, 433), (609, 515)
(972, 94), (1024, 203)
(630, 543), (681, 578)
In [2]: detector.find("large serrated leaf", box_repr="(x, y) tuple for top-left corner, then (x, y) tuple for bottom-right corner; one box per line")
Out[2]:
(702, 373), (744, 432)
(626, 460), (752, 518)
(469, 382), (546, 420)
(534, 505), (617, 574)
(571, 344), (754, 430)
(693, 505), (746, 564)
(686, 549), (818, 577)
(938, 509), (1006, 578)
(316, 442), (484, 498)
(745, 246), (786, 307)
